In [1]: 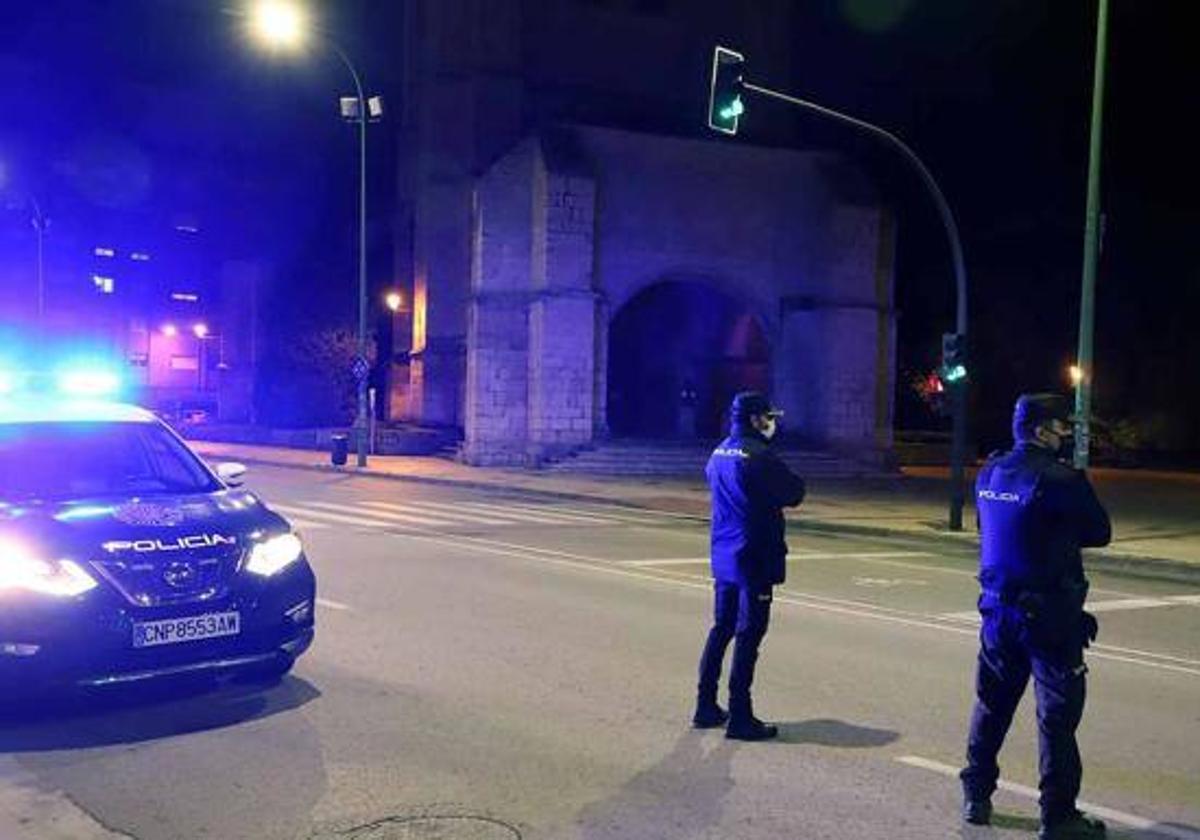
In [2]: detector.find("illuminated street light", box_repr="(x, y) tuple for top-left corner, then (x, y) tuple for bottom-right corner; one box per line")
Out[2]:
(249, 1), (307, 49)
(385, 291), (402, 312)
(1069, 364), (1084, 387)
(161, 323), (178, 338)
(245, 0), (378, 467)
(193, 322), (210, 339)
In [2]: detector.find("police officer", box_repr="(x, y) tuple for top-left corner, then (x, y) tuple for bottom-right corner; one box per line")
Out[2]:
(692, 391), (806, 741)
(960, 394), (1111, 839)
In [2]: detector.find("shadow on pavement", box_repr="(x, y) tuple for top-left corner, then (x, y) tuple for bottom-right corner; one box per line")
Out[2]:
(961, 811), (1200, 839)
(574, 731), (735, 839)
(774, 718), (900, 748)
(0, 674), (320, 752)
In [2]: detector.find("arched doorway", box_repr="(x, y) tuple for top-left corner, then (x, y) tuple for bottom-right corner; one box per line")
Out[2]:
(607, 281), (770, 439)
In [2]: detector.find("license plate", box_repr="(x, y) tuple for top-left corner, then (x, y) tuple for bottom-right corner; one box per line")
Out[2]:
(132, 612), (241, 649)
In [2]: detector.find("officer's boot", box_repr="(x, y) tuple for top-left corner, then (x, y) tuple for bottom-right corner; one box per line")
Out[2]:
(1038, 811), (1107, 839)
(725, 695), (778, 742)
(961, 796), (992, 826)
(691, 692), (728, 729)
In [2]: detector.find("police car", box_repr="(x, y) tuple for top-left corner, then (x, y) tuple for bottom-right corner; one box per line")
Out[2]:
(0, 369), (315, 696)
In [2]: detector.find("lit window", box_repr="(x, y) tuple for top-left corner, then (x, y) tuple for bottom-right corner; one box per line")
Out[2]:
(94, 247), (115, 258)
(171, 292), (200, 303)
(92, 275), (115, 294)
(130, 252), (151, 262)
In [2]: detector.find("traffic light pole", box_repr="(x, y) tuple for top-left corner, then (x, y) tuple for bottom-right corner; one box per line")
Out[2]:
(740, 80), (971, 530)
(1073, 0), (1109, 469)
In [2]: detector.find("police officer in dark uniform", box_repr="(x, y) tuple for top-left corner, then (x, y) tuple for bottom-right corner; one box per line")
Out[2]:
(692, 391), (806, 741)
(960, 394), (1111, 839)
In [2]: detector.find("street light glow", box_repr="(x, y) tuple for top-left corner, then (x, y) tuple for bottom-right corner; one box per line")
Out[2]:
(385, 291), (402, 312)
(161, 323), (178, 338)
(193, 322), (210, 339)
(250, 1), (308, 49)
(1069, 364), (1084, 386)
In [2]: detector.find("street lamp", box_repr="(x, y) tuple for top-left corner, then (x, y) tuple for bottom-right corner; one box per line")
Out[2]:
(385, 290), (402, 312)
(1068, 364), (1084, 388)
(246, 0), (377, 467)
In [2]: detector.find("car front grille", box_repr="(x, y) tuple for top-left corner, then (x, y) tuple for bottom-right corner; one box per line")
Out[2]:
(90, 551), (241, 607)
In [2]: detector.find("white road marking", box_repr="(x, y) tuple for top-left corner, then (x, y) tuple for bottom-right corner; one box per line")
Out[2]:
(851, 576), (929, 588)
(448, 500), (620, 525)
(943, 595), (1200, 623)
(1168, 594), (1200, 606)
(285, 517), (331, 531)
(619, 557), (710, 566)
(303, 500), (458, 527)
(376, 529), (1200, 677)
(791, 550), (936, 561)
(316, 598), (352, 611)
(365, 500), (520, 525)
(896, 755), (1200, 839)
(270, 503), (405, 530)
(623, 551), (936, 568)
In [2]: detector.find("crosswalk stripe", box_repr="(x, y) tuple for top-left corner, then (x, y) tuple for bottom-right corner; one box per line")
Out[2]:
(303, 500), (458, 527)
(271, 503), (415, 530)
(365, 500), (526, 526)
(447, 500), (618, 524)
(486, 500), (656, 524)
(285, 517), (331, 531)
(393, 499), (596, 525)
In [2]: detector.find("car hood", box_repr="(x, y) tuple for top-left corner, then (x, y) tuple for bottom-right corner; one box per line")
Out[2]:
(0, 490), (289, 559)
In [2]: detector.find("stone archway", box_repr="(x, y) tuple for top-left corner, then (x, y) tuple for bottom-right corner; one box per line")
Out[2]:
(607, 281), (769, 440)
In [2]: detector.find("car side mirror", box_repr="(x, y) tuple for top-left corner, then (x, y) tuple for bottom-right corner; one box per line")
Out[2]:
(215, 462), (247, 487)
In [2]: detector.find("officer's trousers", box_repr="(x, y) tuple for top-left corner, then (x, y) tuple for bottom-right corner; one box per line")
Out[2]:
(960, 605), (1088, 825)
(696, 581), (773, 717)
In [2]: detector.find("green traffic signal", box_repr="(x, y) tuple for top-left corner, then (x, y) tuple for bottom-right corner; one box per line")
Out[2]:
(708, 46), (745, 135)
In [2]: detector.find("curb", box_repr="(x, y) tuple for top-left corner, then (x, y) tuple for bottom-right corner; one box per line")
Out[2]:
(209, 451), (1200, 586)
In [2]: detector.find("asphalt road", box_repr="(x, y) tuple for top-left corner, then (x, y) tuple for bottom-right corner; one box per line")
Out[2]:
(2, 464), (1198, 840)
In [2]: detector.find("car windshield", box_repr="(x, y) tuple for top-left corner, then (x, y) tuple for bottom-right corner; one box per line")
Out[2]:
(0, 421), (219, 503)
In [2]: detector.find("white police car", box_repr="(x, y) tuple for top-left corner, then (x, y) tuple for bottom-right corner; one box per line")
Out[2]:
(0, 371), (315, 696)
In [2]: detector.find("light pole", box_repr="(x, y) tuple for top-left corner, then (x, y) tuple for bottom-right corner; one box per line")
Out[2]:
(1073, 0), (1110, 468)
(248, 1), (376, 467)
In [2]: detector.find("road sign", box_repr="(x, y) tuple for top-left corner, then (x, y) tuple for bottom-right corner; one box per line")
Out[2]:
(351, 355), (370, 382)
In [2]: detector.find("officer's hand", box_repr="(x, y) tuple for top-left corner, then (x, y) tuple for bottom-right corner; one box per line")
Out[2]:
(1081, 611), (1099, 647)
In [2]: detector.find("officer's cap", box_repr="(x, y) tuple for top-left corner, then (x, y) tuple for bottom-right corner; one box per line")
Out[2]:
(731, 391), (783, 420)
(1012, 393), (1077, 439)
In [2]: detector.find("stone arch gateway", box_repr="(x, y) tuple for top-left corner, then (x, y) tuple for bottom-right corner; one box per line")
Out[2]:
(460, 125), (897, 466)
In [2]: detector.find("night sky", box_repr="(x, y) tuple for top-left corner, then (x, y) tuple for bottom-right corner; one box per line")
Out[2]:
(1, 1), (1196, 455)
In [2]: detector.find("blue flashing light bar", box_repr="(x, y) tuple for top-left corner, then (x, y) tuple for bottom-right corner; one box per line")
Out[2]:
(55, 368), (123, 398)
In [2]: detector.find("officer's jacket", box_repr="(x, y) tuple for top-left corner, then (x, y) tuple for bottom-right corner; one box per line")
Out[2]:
(706, 428), (806, 587)
(976, 442), (1111, 601)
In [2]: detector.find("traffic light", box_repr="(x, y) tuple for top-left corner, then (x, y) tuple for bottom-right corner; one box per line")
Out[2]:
(707, 46), (746, 135)
(941, 332), (968, 384)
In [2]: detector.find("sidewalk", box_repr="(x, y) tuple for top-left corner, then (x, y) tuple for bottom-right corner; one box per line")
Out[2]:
(191, 441), (1200, 584)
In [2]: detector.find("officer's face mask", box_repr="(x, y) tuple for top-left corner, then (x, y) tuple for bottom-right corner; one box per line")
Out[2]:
(760, 416), (778, 441)
(1044, 421), (1075, 462)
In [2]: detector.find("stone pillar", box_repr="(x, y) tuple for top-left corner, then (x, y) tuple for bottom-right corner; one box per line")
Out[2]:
(527, 166), (598, 461)
(461, 140), (536, 465)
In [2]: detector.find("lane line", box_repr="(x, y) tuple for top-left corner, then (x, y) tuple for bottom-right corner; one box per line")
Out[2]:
(303, 500), (458, 527)
(943, 597), (1199, 622)
(619, 558), (710, 566)
(896, 755), (1200, 840)
(316, 598), (352, 612)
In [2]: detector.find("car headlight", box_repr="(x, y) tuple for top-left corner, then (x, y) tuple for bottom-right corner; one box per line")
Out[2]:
(0, 537), (98, 597)
(245, 532), (304, 577)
